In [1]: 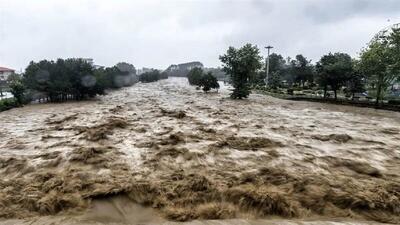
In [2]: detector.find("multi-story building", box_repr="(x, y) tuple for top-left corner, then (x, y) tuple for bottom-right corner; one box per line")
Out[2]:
(0, 67), (15, 81)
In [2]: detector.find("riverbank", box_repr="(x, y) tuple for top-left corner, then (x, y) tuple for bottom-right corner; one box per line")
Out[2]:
(255, 90), (400, 112)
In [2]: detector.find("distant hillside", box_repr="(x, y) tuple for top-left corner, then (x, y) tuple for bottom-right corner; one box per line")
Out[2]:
(164, 61), (228, 81)
(164, 61), (204, 77)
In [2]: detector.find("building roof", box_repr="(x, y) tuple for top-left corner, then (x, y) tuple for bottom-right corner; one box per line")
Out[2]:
(0, 67), (14, 72)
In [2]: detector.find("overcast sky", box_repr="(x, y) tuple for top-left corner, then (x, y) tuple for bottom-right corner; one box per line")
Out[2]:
(0, 0), (399, 71)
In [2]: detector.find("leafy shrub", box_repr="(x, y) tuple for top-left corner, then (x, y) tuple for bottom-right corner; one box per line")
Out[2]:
(187, 68), (203, 86)
(9, 81), (25, 105)
(139, 70), (162, 83)
(0, 98), (18, 112)
(199, 72), (220, 92)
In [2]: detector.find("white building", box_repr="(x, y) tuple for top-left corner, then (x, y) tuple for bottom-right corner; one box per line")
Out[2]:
(0, 67), (15, 81)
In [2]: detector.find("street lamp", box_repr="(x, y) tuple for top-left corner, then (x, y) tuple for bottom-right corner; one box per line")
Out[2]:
(265, 45), (273, 86)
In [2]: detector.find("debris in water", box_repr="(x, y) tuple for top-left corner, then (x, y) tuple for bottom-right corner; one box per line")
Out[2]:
(0, 78), (399, 224)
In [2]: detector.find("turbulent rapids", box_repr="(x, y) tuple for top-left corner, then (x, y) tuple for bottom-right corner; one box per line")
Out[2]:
(0, 78), (399, 225)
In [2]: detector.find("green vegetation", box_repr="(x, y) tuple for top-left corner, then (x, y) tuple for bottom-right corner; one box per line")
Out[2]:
(24, 59), (101, 101)
(187, 67), (204, 86)
(199, 72), (220, 92)
(0, 75), (27, 112)
(9, 79), (25, 105)
(220, 43), (262, 99)
(346, 62), (366, 99)
(290, 55), (314, 87)
(0, 98), (19, 112)
(22, 59), (139, 102)
(359, 27), (400, 104)
(187, 68), (219, 92)
(268, 72), (281, 90)
(315, 52), (353, 99)
(139, 70), (167, 83)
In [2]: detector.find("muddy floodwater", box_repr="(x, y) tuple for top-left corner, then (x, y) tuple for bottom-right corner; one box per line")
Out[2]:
(0, 77), (399, 225)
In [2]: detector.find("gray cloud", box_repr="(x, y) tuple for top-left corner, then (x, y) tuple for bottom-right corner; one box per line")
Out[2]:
(304, 0), (400, 24)
(0, 0), (399, 71)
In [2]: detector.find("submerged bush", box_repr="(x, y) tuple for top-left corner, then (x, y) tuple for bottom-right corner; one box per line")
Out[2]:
(187, 67), (203, 86)
(199, 72), (220, 92)
(187, 68), (219, 92)
(139, 70), (165, 83)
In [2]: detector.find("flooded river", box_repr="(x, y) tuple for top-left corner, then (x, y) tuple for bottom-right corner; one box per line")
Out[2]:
(0, 78), (399, 224)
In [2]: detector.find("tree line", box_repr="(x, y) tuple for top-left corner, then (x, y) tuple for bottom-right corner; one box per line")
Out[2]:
(8, 59), (139, 104)
(218, 27), (400, 104)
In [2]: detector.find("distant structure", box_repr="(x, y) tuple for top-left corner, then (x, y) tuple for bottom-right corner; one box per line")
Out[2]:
(137, 67), (155, 75)
(167, 61), (204, 71)
(0, 66), (15, 81)
(80, 58), (103, 69)
(164, 61), (204, 77)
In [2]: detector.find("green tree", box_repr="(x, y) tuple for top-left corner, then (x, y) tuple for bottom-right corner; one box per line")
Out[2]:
(24, 60), (54, 98)
(199, 72), (220, 92)
(316, 53), (353, 99)
(268, 53), (286, 75)
(63, 58), (98, 100)
(220, 44), (262, 99)
(265, 54), (286, 88)
(291, 54), (314, 87)
(252, 53), (285, 86)
(9, 80), (25, 105)
(7, 73), (21, 83)
(268, 71), (281, 90)
(359, 27), (400, 104)
(346, 60), (366, 99)
(187, 67), (204, 86)
(104, 66), (123, 88)
(23, 59), (106, 102)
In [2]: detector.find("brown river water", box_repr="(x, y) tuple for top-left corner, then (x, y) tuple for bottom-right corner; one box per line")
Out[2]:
(0, 77), (399, 225)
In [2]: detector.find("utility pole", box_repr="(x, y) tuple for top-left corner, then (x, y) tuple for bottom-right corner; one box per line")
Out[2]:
(265, 45), (273, 86)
